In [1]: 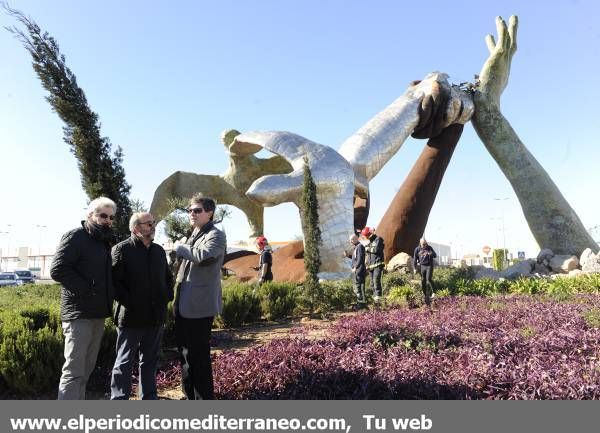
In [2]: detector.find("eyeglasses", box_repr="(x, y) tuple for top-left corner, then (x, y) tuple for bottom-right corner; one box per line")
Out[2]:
(97, 213), (115, 221)
(138, 221), (155, 227)
(188, 208), (205, 214)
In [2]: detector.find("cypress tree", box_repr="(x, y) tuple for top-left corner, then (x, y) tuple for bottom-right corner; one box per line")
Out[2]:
(5, 5), (132, 239)
(300, 157), (322, 311)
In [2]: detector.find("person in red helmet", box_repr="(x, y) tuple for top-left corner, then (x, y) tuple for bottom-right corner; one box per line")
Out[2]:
(361, 227), (385, 302)
(255, 236), (273, 285)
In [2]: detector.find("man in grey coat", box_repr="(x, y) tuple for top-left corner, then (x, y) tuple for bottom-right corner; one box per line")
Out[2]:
(50, 197), (116, 400)
(174, 195), (226, 399)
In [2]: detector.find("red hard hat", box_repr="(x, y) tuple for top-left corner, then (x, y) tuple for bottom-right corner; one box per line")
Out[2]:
(256, 236), (268, 248)
(360, 227), (373, 237)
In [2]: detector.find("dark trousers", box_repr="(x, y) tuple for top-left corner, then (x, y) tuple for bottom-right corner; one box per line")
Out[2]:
(110, 326), (164, 400)
(175, 315), (214, 400)
(420, 265), (434, 305)
(369, 266), (383, 297)
(353, 272), (366, 304)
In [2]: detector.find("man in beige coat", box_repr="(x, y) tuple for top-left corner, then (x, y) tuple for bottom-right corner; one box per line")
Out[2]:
(174, 195), (226, 399)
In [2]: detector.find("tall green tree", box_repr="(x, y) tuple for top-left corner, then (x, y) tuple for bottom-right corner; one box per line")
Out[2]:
(4, 5), (132, 238)
(300, 157), (323, 312)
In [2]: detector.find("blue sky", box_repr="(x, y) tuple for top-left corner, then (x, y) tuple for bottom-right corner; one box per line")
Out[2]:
(1, 0), (599, 259)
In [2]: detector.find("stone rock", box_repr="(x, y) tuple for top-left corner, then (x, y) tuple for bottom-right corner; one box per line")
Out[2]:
(472, 266), (501, 280)
(536, 249), (554, 266)
(386, 252), (414, 273)
(532, 263), (551, 276)
(549, 255), (579, 274)
(580, 248), (595, 269)
(568, 269), (584, 277)
(582, 252), (600, 274)
(500, 259), (535, 280)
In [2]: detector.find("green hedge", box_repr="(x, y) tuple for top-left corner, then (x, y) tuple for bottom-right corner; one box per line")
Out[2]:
(4, 273), (600, 395)
(0, 284), (117, 396)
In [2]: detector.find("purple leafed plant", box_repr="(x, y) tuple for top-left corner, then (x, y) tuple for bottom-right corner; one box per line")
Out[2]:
(161, 295), (600, 399)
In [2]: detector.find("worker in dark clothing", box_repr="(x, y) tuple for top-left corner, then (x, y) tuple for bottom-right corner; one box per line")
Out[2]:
(255, 236), (273, 284)
(361, 227), (385, 302)
(413, 238), (437, 306)
(349, 234), (367, 308)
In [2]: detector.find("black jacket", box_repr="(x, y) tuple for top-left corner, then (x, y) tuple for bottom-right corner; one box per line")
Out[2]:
(112, 236), (174, 327)
(258, 250), (273, 282)
(351, 242), (366, 281)
(365, 234), (385, 269)
(50, 222), (114, 321)
(413, 245), (437, 267)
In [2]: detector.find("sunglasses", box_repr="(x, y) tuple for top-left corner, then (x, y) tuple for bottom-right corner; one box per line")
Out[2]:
(188, 208), (205, 214)
(138, 221), (155, 227)
(97, 213), (115, 221)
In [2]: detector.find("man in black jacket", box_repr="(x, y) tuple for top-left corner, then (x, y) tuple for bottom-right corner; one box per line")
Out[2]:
(361, 227), (385, 302)
(349, 234), (366, 308)
(110, 212), (174, 400)
(50, 197), (116, 400)
(413, 238), (437, 306)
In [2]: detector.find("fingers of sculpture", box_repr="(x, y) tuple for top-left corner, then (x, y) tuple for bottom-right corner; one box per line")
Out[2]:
(508, 15), (518, 54)
(412, 80), (451, 139)
(486, 16), (518, 58)
(478, 15), (518, 104)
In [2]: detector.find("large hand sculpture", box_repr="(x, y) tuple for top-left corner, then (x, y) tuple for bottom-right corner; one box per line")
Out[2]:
(231, 131), (356, 279)
(472, 16), (598, 255)
(339, 72), (473, 199)
(232, 74), (473, 278)
(150, 129), (292, 238)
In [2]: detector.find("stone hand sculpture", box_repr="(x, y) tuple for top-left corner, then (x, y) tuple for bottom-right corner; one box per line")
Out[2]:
(472, 16), (598, 255)
(231, 131), (356, 279)
(150, 129), (292, 238)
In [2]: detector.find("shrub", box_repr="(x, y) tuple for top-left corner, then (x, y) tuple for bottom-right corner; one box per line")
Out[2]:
(382, 272), (410, 290)
(217, 282), (262, 328)
(509, 277), (550, 295)
(256, 282), (299, 321)
(454, 278), (497, 297)
(582, 308), (600, 328)
(386, 285), (419, 308)
(0, 314), (63, 395)
(434, 267), (473, 294)
(492, 249), (508, 271)
(319, 280), (356, 312)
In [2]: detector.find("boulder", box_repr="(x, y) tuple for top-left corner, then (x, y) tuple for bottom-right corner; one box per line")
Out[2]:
(568, 269), (584, 277)
(472, 266), (501, 280)
(580, 248), (596, 269)
(500, 259), (535, 280)
(386, 252), (413, 273)
(532, 262), (551, 276)
(536, 249), (554, 267)
(582, 252), (600, 274)
(549, 255), (579, 273)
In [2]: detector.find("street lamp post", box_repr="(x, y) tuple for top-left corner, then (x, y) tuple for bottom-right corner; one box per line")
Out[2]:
(35, 225), (47, 272)
(0, 231), (8, 272)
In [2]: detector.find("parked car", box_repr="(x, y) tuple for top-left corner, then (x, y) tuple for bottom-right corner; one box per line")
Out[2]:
(0, 272), (22, 287)
(14, 269), (35, 285)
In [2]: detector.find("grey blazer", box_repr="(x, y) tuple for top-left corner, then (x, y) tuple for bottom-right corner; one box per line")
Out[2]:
(175, 221), (227, 318)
